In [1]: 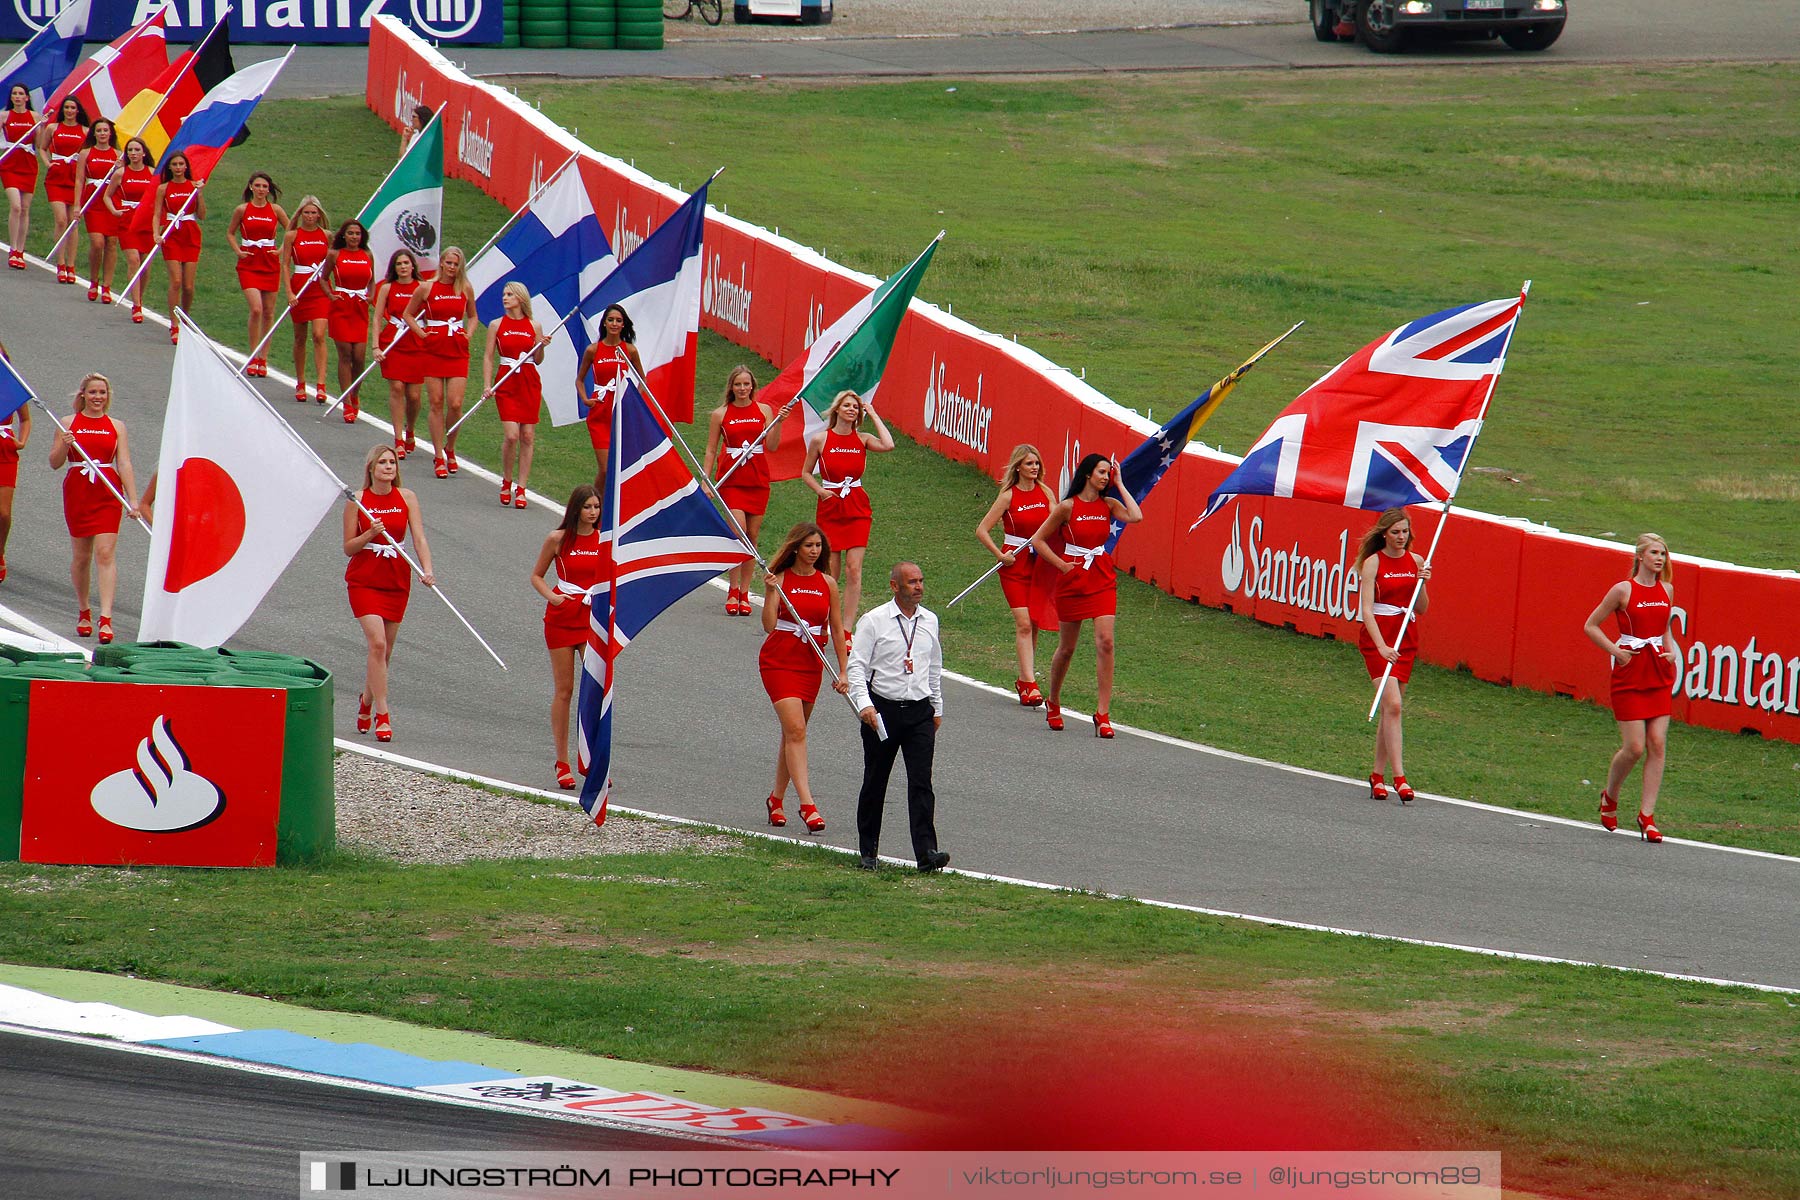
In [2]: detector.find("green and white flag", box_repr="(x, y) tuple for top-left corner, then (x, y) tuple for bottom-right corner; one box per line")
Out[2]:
(361, 110), (444, 277)
(759, 232), (943, 480)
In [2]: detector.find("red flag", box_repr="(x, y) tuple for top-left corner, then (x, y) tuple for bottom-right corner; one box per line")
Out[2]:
(46, 8), (169, 122)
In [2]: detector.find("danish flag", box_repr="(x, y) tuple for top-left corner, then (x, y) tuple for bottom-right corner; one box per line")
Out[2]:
(576, 375), (752, 825)
(1197, 292), (1526, 525)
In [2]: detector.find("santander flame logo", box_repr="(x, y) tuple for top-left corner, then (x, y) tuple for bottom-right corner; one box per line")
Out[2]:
(1220, 506), (1246, 594)
(90, 717), (225, 833)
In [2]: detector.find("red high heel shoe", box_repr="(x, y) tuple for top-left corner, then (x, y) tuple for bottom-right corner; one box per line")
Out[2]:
(7, 249), (23, 269)
(433, 456), (448, 479)
(1394, 775), (1415, 804)
(514, 488), (528, 510)
(393, 436), (407, 460)
(170, 324), (179, 345)
(405, 431), (417, 456)
(1045, 702), (1064, 732)
(100, 286), (112, 305)
(314, 384), (329, 405)
(342, 398), (359, 423)
(1637, 811), (1662, 843)
(1369, 773), (1388, 801)
(500, 481), (514, 508)
(295, 384), (309, 404)
(724, 588), (740, 615)
(445, 451), (458, 474)
(356, 693), (372, 735)
(374, 713), (392, 743)
(1019, 680), (1043, 707)
(766, 795), (787, 827)
(131, 304), (144, 323)
(555, 761), (576, 790)
(1093, 711), (1115, 739)
(76, 609), (93, 638)
(798, 801), (826, 833)
(87, 284), (99, 301)
(97, 616), (114, 645)
(1598, 789), (1619, 831)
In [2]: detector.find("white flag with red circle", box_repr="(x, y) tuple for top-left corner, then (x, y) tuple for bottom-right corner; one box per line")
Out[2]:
(140, 330), (343, 647)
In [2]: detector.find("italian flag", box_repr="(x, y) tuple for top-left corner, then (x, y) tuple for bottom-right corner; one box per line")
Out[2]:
(758, 233), (942, 481)
(361, 108), (444, 278)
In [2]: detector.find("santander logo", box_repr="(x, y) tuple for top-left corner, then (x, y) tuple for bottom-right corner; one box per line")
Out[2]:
(613, 208), (649, 259)
(802, 298), (826, 349)
(921, 354), (991, 455)
(458, 110), (494, 178)
(701, 252), (752, 333)
(1222, 514), (1361, 622)
(90, 717), (225, 833)
(393, 70), (424, 127)
(1220, 506), (1246, 593)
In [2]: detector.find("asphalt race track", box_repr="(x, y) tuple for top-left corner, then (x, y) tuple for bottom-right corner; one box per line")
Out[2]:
(1, 259), (1796, 992)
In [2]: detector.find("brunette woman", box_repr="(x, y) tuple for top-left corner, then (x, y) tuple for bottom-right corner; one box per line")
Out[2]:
(1583, 533), (1682, 843)
(280, 195), (331, 402)
(801, 389), (895, 631)
(37, 96), (87, 283)
(74, 119), (121, 303)
(0, 338), (27, 582)
(398, 104), (432, 156)
(225, 171), (287, 376)
(152, 150), (204, 339)
(343, 443), (435, 743)
(574, 302), (642, 473)
(1030, 452), (1142, 738)
(483, 281), (546, 508)
(702, 365), (776, 615)
(404, 244), (477, 478)
(104, 137), (156, 322)
(529, 484), (603, 788)
(975, 442), (1058, 706)
(373, 249), (426, 458)
(48, 372), (141, 644)
(327, 218), (376, 423)
(2, 84), (36, 269)
(1356, 508), (1432, 803)
(758, 521), (850, 832)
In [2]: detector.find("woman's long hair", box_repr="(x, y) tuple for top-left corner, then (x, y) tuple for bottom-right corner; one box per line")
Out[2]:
(437, 245), (477, 304)
(384, 249), (418, 283)
(1635, 532), (1674, 584)
(362, 443), (400, 489)
(501, 280), (534, 321)
(720, 365), (756, 406)
(1000, 443), (1044, 492)
(291, 194), (328, 228)
(769, 522), (830, 576)
(332, 218), (369, 251)
(557, 485), (599, 536)
(84, 118), (116, 150)
(1356, 508), (1412, 563)
(71, 372), (111, 416)
(1064, 452), (1115, 500)
(598, 302), (635, 344)
(241, 170), (279, 203)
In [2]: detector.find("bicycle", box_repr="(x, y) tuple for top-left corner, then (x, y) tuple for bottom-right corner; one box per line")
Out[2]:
(663, 0), (722, 24)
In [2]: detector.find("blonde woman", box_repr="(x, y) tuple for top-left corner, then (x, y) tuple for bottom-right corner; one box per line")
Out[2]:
(48, 373), (140, 644)
(1583, 534), (1682, 842)
(343, 443), (435, 743)
(405, 244), (477, 479)
(974, 443), (1057, 706)
(482, 281), (547, 508)
(702, 365), (775, 614)
(801, 389), (894, 631)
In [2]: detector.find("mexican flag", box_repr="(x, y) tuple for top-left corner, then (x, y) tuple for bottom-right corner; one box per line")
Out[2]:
(756, 233), (942, 482)
(361, 108), (444, 278)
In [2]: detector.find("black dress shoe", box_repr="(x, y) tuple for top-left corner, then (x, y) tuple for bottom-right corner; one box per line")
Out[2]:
(856, 856), (880, 871)
(917, 850), (950, 874)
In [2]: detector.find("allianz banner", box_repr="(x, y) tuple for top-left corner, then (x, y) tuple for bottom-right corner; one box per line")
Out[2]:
(2, 0), (501, 46)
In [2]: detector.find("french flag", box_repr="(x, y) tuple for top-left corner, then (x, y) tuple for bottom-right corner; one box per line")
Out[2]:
(580, 177), (711, 425)
(157, 49), (293, 182)
(0, 0), (92, 113)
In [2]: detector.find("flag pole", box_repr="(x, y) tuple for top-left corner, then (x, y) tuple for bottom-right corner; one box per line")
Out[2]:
(617, 351), (860, 718)
(32, 400), (151, 535)
(465, 150), (581, 267)
(439, 302), (579, 440)
(714, 229), (945, 494)
(177, 312), (507, 670)
(945, 561), (1004, 609)
(115, 187), (202, 306)
(1366, 281), (1531, 723)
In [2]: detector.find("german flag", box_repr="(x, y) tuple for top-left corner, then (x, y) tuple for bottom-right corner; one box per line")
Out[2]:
(115, 48), (205, 162)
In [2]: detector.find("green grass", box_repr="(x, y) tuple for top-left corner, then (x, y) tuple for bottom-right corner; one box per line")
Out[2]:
(2, 843), (1796, 1198)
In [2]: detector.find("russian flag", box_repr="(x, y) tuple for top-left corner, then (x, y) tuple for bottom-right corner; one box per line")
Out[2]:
(158, 49), (292, 182)
(579, 178), (711, 425)
(0, 0), (92, 113)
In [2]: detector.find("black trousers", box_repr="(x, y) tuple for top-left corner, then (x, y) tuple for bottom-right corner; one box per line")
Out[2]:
(856, 693), (939, 864)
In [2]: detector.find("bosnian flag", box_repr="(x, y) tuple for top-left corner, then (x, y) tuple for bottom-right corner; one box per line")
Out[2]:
(757, 234), (940, 482)
(362, 106), (444, 278)
(469, 160), (616, 427)
(576, 378), (753, 825)
(47, 6), (169, 123)
(0, 346), (34, 425)
(139, 317), (344, 647)
(579, 178), (709, 425)
(157, 50), (291, 182)
(0, 0), (92, 114)
(1196, 289), (1528, 527)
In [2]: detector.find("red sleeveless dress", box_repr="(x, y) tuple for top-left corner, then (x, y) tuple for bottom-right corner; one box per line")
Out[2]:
(80, 146), (120, 236)
(235, 203), (282, 291)
(585, 344), (631, 453)
(999, 483), (1056, 625)
(1609, 578), (1677, 721)
(288, 227), (331, 322)
(814, 429), (871, 551)
(114, 167), (157, 253)
(0, 109), (38, 190)
(345, 488), (412, 622)
(492, 316), (542, 425)
(1359, 551), (1422, 683)
(0, 411), (20, 489)
(379, 279), (426, 385)
(717, 402), (771, 516)
(160, 180), (202, 263)
(760, 570), (833, 703)
(1054, 495), (1117, 622)
(544, 528), (603, 650)
(61, 414), (123, 537)
(420, 281), (471, 378)
(43, 122), (86, 204)
(328, 249), (375, 344)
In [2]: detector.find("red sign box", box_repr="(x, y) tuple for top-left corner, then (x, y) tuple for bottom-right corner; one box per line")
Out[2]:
(20, 681), (288, 868)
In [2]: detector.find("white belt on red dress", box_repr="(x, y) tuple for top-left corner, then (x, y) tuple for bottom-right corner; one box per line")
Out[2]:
(726, 442), (763, 460)
(1616, 634), (1663, 651)
(499, 353), (533, 371)
(424, 317), (465, 335)
(1002, 533), (1034, 555)
(294, 259), (326, 278)
(773, 618), (824, 642)
(334, 284), (370, 301)
(822, 475), (862, 499)
(241, 237), (277, 250)
(166, 210), (197, 229)
(77, 457), (116, 483)
(1062, 543), (1102, 570)
(363, 540), (400, 559)
(1372, 602), (1409, 618)
(51, 152), (79, 166)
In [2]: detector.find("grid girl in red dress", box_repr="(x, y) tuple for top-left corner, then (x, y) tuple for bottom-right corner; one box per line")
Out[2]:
(48, 373), (141, 644)
(759, 522), (850, 832)
(1356, 508), (1431, 803)
(702, 365), (776, 616)
(974, 442), (1057, 707)
(529, 485), (603, 789)
(343, 444), (435, 743)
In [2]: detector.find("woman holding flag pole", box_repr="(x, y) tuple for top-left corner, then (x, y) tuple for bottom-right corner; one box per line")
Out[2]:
(37, 96), (89, 285)
(1357, 509), (1431, 803)
(802, 389), (894, 633)
(575, 303), (642, 471)
(530, 484), (603, 789)
(75, 119), (123, 303)
(281, 196), (332, 402)
(483, 281), (546, 507)
(974, 443), (1057, 707)
(702, 365), (776, 616)
(226, 172), (287, 377)
(343, 443), (436, 744)
(151, 150), (204, 342)
(49, 373), (142, 645)
(406, 244), (478, 479)
(3, 84), (38, 269)
(104, 137), (156, 322)
(758, 522), (850, 832)
(328, 218), (376, 423)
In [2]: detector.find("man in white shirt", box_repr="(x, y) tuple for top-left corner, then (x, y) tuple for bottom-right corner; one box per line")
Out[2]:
(845, 561), (950, 873)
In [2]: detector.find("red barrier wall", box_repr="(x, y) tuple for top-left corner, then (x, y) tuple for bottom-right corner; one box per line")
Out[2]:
(367, 18), (1800, 744)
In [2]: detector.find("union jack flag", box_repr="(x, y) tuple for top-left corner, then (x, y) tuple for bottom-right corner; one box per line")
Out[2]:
(1196, 292), (1526, 527)
(576, 375), (753, 825)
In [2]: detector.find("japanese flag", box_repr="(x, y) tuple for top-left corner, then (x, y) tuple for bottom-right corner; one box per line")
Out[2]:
(140, 323), (343, 647)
